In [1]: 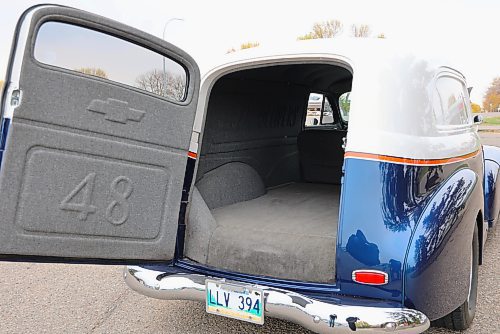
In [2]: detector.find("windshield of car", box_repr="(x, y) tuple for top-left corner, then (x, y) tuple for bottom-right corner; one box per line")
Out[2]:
(309, 93), (322, 102)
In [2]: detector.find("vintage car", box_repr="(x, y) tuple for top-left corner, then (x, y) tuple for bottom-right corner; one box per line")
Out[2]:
(1, 5), (498, 334)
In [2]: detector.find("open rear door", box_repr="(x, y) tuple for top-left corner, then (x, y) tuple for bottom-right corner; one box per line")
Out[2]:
(0, 5), (200, 262)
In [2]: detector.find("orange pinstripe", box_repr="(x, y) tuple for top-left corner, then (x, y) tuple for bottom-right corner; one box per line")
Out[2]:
(344, 150), (480, 166)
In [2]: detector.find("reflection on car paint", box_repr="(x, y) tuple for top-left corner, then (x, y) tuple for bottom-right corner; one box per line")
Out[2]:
(337, 152), (482, 315)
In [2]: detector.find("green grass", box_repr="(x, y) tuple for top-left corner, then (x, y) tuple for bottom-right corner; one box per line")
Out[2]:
(482, 117), (500, 125)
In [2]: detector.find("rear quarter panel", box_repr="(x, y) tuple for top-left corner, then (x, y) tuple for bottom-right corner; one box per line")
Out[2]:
(337, 151), (483, 320)
(403, 166), (482, 320)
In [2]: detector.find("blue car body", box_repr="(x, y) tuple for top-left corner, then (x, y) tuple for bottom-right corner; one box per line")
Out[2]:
(145, 146), (495, 322)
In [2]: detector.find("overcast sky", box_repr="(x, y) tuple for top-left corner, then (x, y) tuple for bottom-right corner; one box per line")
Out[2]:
(1, 0), (499, 103)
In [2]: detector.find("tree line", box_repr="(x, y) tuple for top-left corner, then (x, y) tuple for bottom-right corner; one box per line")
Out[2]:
(74, 67), (185, 100)
(298, 20), (381, 40)
(227, 42), (260, 54)
(227, 20), (383, 53)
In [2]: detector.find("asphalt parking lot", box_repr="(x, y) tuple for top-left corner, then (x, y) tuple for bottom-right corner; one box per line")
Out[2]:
(1, 133), (499, 334)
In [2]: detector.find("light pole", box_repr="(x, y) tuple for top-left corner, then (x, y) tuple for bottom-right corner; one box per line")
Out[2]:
(162, 18), (184, 96)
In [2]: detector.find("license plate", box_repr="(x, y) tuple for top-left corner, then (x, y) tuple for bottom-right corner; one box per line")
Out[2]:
(206, 280), (264, 325)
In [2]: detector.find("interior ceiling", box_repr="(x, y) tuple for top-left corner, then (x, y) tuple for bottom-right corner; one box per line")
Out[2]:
(223, 63), (352, 95)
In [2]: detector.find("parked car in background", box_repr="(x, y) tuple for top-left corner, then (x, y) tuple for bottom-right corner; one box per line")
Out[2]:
(308, 92), (323, 112)
(306, 93), (336, 126)
(1, 5), (498, 334)
(306, 93), (323, 126)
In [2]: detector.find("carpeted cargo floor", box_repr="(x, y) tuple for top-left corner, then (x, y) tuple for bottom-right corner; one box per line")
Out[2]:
(204, 182), (340, 283)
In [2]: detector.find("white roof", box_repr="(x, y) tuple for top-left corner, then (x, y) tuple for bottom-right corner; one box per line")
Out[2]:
(195, 38), (478, 161)
(198, 38), (459, 79)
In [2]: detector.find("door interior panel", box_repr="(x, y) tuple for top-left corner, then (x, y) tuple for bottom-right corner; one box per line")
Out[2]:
(0, 6), (200, 261)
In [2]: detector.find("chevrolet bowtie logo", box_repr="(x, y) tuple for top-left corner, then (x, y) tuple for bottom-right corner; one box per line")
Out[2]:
(87, 98), (145, 124)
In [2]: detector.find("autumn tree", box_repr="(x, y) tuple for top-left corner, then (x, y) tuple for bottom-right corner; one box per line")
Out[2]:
(352, 24), (371, 37)
(75, 67), (108, 79)
(483, 77), (500, 112)
(136, 69), (185, 101)
(240, 42), (259, 50)
(227, 42), (259, 53)
(471, 102), (481, 113)
(298, 20), (343, 40)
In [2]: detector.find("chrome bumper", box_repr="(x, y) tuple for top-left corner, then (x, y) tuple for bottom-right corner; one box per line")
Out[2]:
(124, 266), (430, 334)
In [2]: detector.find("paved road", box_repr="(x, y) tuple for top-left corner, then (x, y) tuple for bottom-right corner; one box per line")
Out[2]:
(1, 134), (499, 334)
(478, 132), (500, 147)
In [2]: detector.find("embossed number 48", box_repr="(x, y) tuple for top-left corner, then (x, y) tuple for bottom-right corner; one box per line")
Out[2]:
(60, 173), (133, 225)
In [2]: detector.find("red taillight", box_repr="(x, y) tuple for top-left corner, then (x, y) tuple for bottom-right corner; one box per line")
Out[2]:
(352, 270), (388, 285)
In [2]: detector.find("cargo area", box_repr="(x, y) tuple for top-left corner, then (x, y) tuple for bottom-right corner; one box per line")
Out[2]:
(184, 63), (352, 283)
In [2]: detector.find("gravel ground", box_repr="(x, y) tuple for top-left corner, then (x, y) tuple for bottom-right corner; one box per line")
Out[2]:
(0, 134), (499, 334)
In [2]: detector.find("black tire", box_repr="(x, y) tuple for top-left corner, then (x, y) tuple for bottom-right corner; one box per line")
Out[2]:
(432, 223), (479, 330)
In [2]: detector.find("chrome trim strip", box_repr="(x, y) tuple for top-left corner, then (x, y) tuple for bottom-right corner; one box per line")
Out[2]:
(352, 269), (389, 285)
(124, 266), (430, 334)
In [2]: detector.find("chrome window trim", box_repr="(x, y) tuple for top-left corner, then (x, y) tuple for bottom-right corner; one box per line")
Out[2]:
(2, 5), (58, 119)
(434, 68), (474, 131)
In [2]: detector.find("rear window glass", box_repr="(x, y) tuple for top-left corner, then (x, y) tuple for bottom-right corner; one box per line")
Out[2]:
(34, 21), (187, 101)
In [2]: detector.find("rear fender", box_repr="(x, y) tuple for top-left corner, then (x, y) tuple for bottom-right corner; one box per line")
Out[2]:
(483, 145), (500, 227)
(337, 153), (483, 304)
(403, 168), (481, 320)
